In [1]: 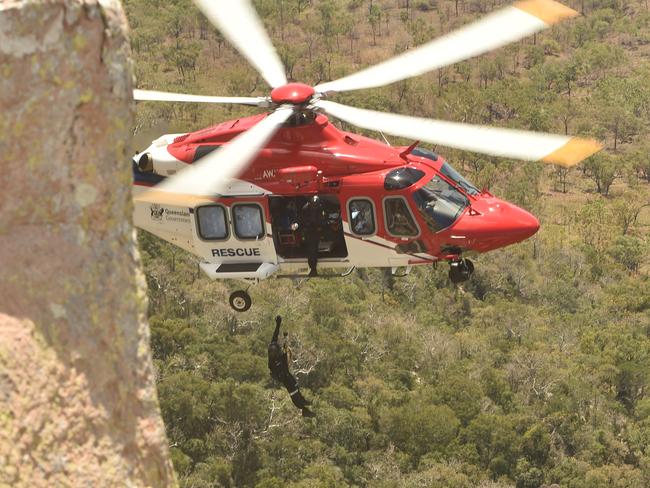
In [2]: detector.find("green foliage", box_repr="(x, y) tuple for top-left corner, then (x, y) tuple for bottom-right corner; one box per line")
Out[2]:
(607, 235), (645, 272)
(521, 424), (551, 466)
(463, 414), (520, 476)
(592, 76), (649, 150)
(584, 153), (619, 196)
(515, 459), (544, 488)
(382, 401), (460, 462)
(430, 370), (482, 425)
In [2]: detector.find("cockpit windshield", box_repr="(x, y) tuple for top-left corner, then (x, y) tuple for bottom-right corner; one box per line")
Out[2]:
(440, 162), (480, 196)
(412, 175), (469, 232)
(411, 147), (480, 197)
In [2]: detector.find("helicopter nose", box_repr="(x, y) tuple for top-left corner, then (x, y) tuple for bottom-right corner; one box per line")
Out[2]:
(503, 203), (540, 242)
(449, 198), (540, 252)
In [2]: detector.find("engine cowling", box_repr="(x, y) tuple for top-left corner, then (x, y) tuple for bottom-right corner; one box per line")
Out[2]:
(133, 133), (188, 177)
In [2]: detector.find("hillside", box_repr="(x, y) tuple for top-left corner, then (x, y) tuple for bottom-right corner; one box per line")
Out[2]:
(126, 1), (650, 487)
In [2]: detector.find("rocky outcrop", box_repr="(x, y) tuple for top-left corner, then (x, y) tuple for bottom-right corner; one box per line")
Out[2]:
(0, 1), (175, 486)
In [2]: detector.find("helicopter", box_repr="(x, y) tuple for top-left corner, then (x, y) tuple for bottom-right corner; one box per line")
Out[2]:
(132, 0), (601, 312)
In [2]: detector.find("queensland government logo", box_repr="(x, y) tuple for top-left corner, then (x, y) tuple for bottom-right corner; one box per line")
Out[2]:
(150, 203), (164, 221)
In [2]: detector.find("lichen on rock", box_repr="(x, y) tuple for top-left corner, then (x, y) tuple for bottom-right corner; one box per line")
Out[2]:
(0, 1), (175, 486)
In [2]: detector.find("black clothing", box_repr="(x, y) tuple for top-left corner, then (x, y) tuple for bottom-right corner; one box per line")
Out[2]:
(267, 320), (289, 380)
(302, 407), (316, 418)
(268, 316), (313, 415)
(306, 235), (320, 276)
(301, 198), (325, 229)
(301, 199), (325, 276)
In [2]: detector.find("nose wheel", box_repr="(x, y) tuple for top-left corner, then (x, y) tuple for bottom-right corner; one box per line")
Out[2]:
(229, 290), (252, 312)
(449, 259), (474, 284)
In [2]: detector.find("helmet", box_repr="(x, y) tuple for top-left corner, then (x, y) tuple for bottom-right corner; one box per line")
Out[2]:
(312, 195), (320, 203)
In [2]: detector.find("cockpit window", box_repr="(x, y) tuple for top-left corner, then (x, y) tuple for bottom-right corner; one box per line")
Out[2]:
(411, 147), (438, 161)
(440, 162), (480, 196)
(411, 147), (479, 197)
(384, 167), (425, 190)
(413, 176), (469, 232)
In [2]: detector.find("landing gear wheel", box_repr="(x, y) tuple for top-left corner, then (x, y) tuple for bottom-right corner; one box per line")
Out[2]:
(229, 290), (252, 312)
(449, 258), (474, 284)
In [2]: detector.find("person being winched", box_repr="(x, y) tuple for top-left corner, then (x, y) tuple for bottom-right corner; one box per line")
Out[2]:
(268, 315), (315, 417)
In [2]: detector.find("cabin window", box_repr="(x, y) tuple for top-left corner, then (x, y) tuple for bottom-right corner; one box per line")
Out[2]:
(348, 199), (376, 236)
(197, 205), (228, 240)
(384, 197), (419, 237)
(233, 204), (265, 240)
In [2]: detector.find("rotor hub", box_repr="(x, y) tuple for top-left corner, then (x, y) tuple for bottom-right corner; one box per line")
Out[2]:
(270, 82), (315, 105)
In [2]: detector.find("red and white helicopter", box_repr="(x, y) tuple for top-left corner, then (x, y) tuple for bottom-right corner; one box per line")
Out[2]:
(132, 0), (601, 312)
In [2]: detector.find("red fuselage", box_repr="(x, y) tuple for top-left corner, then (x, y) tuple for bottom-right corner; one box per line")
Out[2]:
(162, 112), (539, 261)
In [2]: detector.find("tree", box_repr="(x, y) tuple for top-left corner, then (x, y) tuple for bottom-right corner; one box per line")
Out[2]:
(382, 401), (460, 461)
(575, 198), (614, 252)
(278, 42), (303, 80)
(431, 371), (482, 425)
(607, 235), (646, 273)
(318, 0), (336, 38)
(611, 192), (649, 235)
(627, 144), (650, 183)
(593, 77), (648, 150)
(368, 4), (381, 45)
(521, 425), (551, 466)
(637, 156), (650, 183)
(515, 459), (544, 488)
(583, 153), (619, 196)
(478, 59), (498, 88)
(463, 414), (520, 477)
(554, 96), (579, 136)
(553, 166), (570, 193)
(407, 17), (435, 45)
(164, 41), (201, 81)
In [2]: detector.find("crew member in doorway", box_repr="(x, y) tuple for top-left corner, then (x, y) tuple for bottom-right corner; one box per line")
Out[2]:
(296, 195), (325, 277)
(268, 315), (315, 417)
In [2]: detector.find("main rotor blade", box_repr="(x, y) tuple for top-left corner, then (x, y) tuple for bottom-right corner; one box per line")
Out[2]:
(134, 89), (269, 106)
(139, 107), (293, 199)
(317, 100), (601, 167)
(193, 0), (287, 88)
(315, 0), (577, 94)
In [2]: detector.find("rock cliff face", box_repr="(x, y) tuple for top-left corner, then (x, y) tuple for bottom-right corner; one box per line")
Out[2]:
(0, 1), (176, 486)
